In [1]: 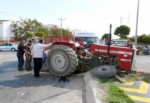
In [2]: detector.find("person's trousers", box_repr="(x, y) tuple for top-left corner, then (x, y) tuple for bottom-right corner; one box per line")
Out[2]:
(17, 54), (24, 69)
(25, 56), (32, 70)
(33, 58), (42, 76)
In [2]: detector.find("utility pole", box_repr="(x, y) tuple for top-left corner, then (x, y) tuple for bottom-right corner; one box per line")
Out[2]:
(135, 0), (140, 48)
(120, 17), (123, 26)
(58, 18), (65, 36)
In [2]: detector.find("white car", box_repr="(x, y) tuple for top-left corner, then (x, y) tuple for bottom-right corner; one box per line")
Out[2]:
(0, 43), (18, 51)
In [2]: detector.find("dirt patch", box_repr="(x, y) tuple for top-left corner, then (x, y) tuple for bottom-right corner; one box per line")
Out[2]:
(118, 71), (150, 82)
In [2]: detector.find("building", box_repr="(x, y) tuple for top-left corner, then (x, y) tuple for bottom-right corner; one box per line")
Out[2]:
(0, 20), (14, 42)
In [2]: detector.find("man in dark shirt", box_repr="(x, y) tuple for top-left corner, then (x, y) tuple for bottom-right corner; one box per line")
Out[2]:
(17, 40), (25, 71)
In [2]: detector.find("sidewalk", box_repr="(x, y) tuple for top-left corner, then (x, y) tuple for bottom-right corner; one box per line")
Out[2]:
(83, 55), (150, 103)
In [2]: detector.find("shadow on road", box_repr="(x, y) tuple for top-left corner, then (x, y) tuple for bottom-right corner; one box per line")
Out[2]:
(0, 61), (18, 72)
(0, 71), (83, 90)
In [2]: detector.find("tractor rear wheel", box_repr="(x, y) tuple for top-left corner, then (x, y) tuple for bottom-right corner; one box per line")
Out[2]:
(47, 45), (78, 77)
(92, 65), (117, 78)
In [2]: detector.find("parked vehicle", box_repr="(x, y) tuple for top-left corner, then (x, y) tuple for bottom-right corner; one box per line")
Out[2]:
(73, 31), (99, 47)
(0, 43), (18, 51)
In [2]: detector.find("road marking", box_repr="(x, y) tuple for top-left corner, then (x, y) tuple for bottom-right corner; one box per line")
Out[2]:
(123, 82), (134, 86)
(129, 95), (150, 103)
(120, 82), (149, 94)
(119, 81), (150, 103)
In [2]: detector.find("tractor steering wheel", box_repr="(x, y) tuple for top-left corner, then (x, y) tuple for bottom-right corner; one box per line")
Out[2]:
(85, 41), (93, 48)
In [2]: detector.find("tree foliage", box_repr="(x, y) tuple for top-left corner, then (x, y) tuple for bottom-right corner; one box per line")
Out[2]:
(50, 25), (71, 36)
(11, 19), (71, 40)
(114, 25), (130, 39)
(138, 34), (150, 43)
(128, 36), (135, 42)
(11, 19), (45, 40)
(35, 32), (46, 37)
(101, 33), (109, 40)
(129, 34), (150, 44)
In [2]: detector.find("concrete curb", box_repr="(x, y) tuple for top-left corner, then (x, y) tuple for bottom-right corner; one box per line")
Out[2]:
(83, 72), (101, 103)
(132, 69), (150, 74)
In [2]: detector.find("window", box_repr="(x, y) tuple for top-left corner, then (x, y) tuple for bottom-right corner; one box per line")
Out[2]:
(8, 44), (13, 46)
(0, 44), (5, 46)
(75, 37), (99, 43)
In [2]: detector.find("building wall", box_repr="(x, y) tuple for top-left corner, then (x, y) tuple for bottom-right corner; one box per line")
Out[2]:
(3, 21), (14, 41)
(0, 23), (3, 40)
(0, 21), (15, 43)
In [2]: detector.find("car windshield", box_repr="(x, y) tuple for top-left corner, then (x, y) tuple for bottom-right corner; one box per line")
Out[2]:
(75, 37), (99, 43)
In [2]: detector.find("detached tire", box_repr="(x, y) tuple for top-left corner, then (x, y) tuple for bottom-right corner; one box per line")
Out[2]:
(47, 45), (78, 77)
(92, 65), (117, 78)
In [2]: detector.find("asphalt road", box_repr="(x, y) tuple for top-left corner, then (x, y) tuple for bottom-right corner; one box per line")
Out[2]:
(135, 55), (150, 72)
(0, 52), (150, 103)
(0, 52), (84, 103)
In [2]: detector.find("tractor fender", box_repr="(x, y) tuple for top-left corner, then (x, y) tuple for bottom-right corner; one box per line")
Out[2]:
(51, 41), (77, 53)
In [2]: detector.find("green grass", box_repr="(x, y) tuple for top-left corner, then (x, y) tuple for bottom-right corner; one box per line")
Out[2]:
(99, 77), (119, 84)
(99, 77), (135, 103)
(143, 77), (150, 83)
(98, 73), (150, 103)
(107, 84), (135, 103)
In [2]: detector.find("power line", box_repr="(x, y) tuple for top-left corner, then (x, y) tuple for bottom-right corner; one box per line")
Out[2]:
(0, 10), (23, 18)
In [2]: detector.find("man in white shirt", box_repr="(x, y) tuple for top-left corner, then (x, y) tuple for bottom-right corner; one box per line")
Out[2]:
(32, 39), (51, 77)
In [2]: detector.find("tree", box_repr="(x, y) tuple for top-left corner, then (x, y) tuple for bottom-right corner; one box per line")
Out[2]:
(11, 19), (43, 40)
(101, 33), (109, 40)
(114, 25), (130, 39)
(128, 36), (135, 42)
(50, 25), (71, 36)
(138, 34), (150, 43)
(35, 32), (46, 37)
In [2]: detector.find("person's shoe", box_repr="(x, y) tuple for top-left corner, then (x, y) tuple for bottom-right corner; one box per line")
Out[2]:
(18, 68), (24, 71)
(26, 69), (32, 71)
(34, 75), (40, 77)
(18, 68), (21, 71)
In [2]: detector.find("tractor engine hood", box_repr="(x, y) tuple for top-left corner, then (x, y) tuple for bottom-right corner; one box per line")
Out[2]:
(90, 43), (135, 71)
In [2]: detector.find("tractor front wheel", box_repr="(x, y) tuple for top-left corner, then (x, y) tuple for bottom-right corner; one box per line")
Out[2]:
(92, 65), (117, 78)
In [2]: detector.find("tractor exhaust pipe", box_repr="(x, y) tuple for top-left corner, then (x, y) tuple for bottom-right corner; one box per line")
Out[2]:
(107, 24), (112, 55)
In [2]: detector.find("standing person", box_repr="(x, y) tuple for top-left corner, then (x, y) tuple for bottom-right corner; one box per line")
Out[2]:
(32, 39), (51, 77)
(17, 40), (25, 71)
(24, 40), (32, 71)
(126, 40), (133, 48)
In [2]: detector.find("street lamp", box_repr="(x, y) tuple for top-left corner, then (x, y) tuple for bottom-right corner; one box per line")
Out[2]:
(135, 0), (140, 48)
(58, 18), (65, 36)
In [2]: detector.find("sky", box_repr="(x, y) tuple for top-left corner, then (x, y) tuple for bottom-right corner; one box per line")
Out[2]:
(0, 0), (150, 39)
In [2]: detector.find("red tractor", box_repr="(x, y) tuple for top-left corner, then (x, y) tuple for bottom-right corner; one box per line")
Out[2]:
(44, 27), (135, 77)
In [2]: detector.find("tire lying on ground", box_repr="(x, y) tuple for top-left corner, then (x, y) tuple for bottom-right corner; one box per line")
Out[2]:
(92, 65), (117, 78)
(47, 45), (78, 77)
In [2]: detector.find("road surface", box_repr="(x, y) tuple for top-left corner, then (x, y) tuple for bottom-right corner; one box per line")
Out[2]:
(135, 55), (150, 72)
(0, 52), (85, 103)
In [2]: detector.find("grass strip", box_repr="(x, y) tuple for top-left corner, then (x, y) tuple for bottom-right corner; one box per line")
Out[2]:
(143, 77), (150, 83)
(107, 84), (135, 103)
